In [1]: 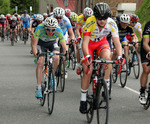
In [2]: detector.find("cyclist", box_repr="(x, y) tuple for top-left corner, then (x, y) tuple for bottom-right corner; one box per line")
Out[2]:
(139, 21), (150, 104)
(30, 14), (44, 54)
(14, 13), (21, 41)
(0, 14), (7, 38)
(53, 7), (76, 78)
(32, 17), (67, 98)
(20, 10), (31, 40)
(126, 14), (142, 49)
(70, 12), (78, 36)
(117, 14), (135, 64)
(76, 7), (93, 75)
(79, 2), (122, 114)
(8, 16), (18, 42)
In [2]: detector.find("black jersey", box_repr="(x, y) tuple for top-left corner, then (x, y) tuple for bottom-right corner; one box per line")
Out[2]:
(32, 20), (38, 28)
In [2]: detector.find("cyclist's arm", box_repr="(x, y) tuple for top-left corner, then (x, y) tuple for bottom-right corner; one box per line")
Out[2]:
(138, 30), (142, 39)
(112, 37), (122, 56)
(76, 24), (81, 38)
(82, 36), (90, 56)
(32, 37), (38, 57)
(68, 27), (75, 40)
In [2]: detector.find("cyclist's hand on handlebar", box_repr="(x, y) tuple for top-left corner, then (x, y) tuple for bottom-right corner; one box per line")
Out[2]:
(117, 56), (126, 65)
(81, 55), (92, 66)
(76, 37), (81, 44)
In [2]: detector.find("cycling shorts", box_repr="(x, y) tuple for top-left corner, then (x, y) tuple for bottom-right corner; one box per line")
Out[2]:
(37, 39), (59, 54)
(0, 23), (5, 28)
(140, 42), (149, 64)
(120, 36), (128, 45)
(84, 36), (110, 59)
(23, 22), (29, 28)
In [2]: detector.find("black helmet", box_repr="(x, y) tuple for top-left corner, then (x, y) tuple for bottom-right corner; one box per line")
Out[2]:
(23, 10), (27, 14)
(94, 2), (111, 20)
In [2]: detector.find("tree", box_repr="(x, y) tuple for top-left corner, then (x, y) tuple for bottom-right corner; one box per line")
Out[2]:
(0, 0), (11, 15)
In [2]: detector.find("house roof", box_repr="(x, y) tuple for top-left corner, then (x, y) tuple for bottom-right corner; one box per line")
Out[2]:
(56, 0), (75, 11)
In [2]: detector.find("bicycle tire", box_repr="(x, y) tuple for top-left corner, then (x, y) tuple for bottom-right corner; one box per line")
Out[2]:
(86, 92), (94, 123)
(127, 58), (132, 76)
(96, 79), (109, 124)
(11, 30), (14, 46)
(112, 64), (118, 83)
(40, 69), (47, 106)
(59, 57), (65, 92)
(47, 64), (55, 115)
(120, 54), (128, 88)
(133, 51), (140, 79)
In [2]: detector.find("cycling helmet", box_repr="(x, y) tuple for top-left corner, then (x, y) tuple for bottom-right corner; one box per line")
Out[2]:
(130, 14), (139, 22)
(37, 14), (44, 21)
(65, 8), (71, 17)
(94, 2), (111, 20)
(23, 10), (27, 14)
(70, 12), (78, 21)
(44, 17), (58, 28)
(14, 13), (18, 17)
(18, 15), (21, 19)
(53, 7), (65, 17)
(6, 14), (11, 17)
(1, 14), (5, 18)
(120, 14), (130, 23)
(83, 7), (93, 17)
(12, 16), (17, 21)
(43, 13), (48, 16)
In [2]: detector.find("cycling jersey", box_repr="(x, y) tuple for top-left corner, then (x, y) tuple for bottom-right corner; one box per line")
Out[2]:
(9, 20), (18, 29)
(82, 16), (119, 41)
(21, 14), (30, 23)
(0, 18), (7, 27)
(133, 22), (142, 32)
(140, 21), (150, 63)
(34, 23), (65, 43)
(118, 23), (134, 44)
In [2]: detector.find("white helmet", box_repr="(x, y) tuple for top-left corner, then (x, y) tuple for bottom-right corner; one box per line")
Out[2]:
(53, 7), (65, 17)
(7, 14), (11, 17)
(18, 15), (21, 19)
(120, 14), (130, 23)
(12, 16), (17, 21)
(1, 14), (5, 18)
(43, 13), (48, 16)
(83, 7), (93, 17)
(44, 17), (58, 28)
(37, 14), (44, 21)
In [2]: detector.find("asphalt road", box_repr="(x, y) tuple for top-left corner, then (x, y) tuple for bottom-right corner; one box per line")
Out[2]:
(0, 39), (150, 124)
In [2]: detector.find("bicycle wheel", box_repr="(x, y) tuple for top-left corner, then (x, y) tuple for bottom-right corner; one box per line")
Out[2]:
(120, 54), (128, 88)
(40, 69), (46, 106)
(47, 65), (55, 115)
(86, 92), (94, 123)
(59, 57), (65, 92)
(71, 47), (76, 70)
(111, 64), (118, 83)
(1, 27), (4, 42)
(11, 31), (14, 46)
(133, 51), (140, 79)
(127, 58), (132, 76)
(24, 30), (27, 44)
(96, 79), (109, 124)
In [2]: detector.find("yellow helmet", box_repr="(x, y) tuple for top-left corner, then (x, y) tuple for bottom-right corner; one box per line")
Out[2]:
(70, 12), (78, 22)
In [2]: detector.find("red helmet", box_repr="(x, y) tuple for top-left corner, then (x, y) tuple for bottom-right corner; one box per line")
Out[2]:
(130, 14), (139, 22)
(65, 8), (71, 17)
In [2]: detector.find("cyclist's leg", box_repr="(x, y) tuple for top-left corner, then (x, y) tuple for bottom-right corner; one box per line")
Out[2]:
(22, 22), (25, 37)
(97, 37), (111, 90)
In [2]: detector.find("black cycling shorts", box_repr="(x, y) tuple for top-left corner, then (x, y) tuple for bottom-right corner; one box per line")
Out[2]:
(140, 42), (149, 63)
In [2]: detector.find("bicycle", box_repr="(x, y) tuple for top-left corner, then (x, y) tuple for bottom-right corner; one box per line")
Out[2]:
(37, 50), (65, 114)
(84, 52), (120, 124)
(0, 26), (4, 42)
(10, 28), (15, 46)
(24, 27), (28, 44)
(143, 61), (150, 110)
(67, 40), (77, 70)
(128, 42), (140, 79)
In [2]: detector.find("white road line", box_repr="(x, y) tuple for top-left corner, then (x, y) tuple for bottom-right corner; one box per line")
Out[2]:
(118, 84), (140, 95)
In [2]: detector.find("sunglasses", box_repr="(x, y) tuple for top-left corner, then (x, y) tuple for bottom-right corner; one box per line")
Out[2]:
(97, 17), (108, 21)
(131, 21), (137, 24)
(45, 27), (56, 32)
(56, 17), (62, 19)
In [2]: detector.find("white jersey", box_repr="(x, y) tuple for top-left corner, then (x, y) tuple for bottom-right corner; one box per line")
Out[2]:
(133, 22), (142, 32)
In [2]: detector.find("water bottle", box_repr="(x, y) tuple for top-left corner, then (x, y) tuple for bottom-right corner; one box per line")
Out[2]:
(93, 76), (97, 93)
